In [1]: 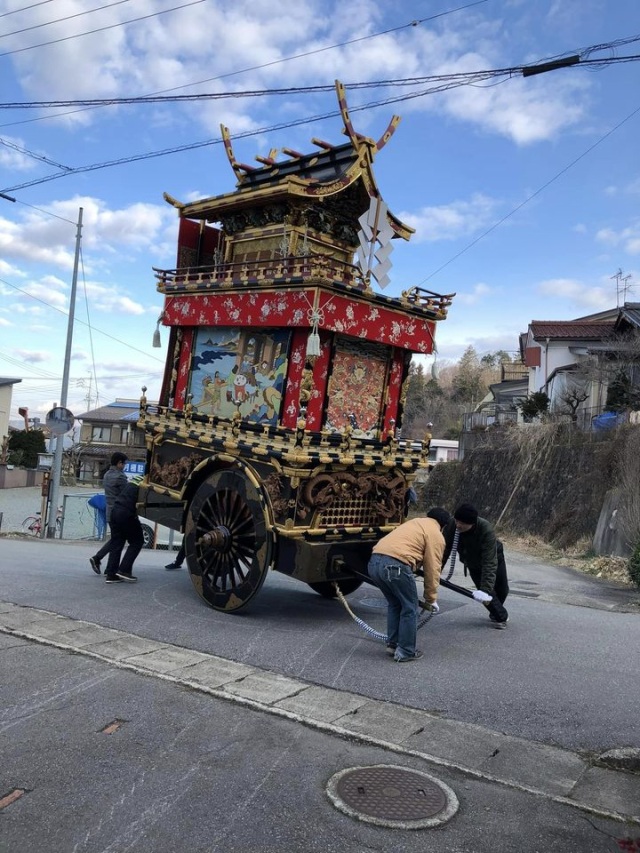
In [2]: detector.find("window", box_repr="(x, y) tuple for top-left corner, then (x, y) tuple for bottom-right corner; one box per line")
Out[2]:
(91, 425), (111, 442)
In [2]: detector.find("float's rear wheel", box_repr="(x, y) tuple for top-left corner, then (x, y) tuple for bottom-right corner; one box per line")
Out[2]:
(185, 468), (274, 612)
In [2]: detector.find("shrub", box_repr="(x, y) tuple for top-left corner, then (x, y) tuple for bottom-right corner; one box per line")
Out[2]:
(628, 543), (640, 587)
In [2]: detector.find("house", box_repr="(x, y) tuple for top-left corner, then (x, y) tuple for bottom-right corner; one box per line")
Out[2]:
(0, 377), (22, 449)
(73, 399), (150, 483)
(520, 303), (640, 426)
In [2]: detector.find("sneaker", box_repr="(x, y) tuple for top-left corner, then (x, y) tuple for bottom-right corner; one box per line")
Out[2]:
(394, 650), (424, 663)
(491, 618), (509, 629)
(385, 644), (397, 657)
(165, 561), (182, 570)
(90, 556), (101, 575)
(116, 571), (138, 583)
(105, 575), (123, 584)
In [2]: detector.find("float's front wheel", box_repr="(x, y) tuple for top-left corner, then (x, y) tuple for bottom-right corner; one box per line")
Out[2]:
(185, 468), (274, 612)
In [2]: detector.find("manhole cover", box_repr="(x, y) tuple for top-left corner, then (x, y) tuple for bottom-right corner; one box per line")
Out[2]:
(327, 765), (458, 829)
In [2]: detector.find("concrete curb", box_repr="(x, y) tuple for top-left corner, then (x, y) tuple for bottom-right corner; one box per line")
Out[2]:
(1, 599), (638, 826)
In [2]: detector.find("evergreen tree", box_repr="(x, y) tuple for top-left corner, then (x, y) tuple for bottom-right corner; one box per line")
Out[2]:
(7, 429), (46, 468)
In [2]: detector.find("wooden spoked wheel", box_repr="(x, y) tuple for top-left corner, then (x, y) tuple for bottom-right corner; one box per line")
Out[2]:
(185, 468), (274, 612)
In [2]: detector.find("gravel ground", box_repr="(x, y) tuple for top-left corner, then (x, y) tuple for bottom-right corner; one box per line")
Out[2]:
(0, 485), (97, 536)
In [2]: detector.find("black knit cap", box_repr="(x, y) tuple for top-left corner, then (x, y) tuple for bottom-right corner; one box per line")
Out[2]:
(426, 507), (451, 528)
(454, 503), (478, 525)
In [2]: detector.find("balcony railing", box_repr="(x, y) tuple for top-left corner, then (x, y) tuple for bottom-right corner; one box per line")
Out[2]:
(154, 253), (365, 291)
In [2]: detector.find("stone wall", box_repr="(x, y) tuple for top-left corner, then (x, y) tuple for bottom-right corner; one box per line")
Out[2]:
(420, 423), (636, 551)
(0, 466), (44, 489)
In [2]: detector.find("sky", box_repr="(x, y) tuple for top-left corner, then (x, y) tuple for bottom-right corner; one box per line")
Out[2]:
(0, 0), (639, 424)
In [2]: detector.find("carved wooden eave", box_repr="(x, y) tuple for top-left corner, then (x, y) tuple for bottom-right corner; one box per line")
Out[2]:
(175, 81), (414, 241)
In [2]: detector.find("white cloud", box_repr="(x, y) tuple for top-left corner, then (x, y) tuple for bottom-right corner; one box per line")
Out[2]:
(0, 316), (12, 327)
(2, 0), (591, 147)
(13, 349), (51, 363)
(596, 223), (640, 255)
(456, 282), (493, 305)
(0, 197), (174, 274)
(572, 223), (587, 234)
(537, 277), (611, 309)
(401, 194), (498, 242)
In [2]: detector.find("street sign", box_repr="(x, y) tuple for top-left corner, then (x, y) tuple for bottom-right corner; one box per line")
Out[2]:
(37, 452), (54, 471)
(45, 406), (75, 435)
(124, 461), (146, 481)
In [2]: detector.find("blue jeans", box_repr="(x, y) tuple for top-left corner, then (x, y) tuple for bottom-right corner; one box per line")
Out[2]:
(368, 553), (418, 659)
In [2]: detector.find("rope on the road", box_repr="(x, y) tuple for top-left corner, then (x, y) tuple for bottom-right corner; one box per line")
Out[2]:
(334, 529), (460, 643)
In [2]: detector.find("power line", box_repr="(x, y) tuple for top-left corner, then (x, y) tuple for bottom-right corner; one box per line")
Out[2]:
(0, 133), (72, 170)
(0, 0), (54, 19)
(3, 52), (638, 196)
(0, 275), (165, 364)
(2, 53), (639, 111)
(419, 102), (640, 284)
(0, 0), (207, 58)
(0, 1), (488, 129)
(0, 0), (136, 40)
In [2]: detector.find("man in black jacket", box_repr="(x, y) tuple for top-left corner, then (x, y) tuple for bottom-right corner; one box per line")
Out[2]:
(89, 451), (128, 574)
(104, 478), (143, 584)
(442, 503), (509, 628)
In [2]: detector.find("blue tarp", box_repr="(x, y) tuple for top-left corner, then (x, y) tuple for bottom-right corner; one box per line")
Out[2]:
(591, 411), (626, 431)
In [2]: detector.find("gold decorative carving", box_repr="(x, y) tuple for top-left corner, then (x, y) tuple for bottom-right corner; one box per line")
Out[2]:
(297, 470), (406, 521)
(150, 452), (204, 489)
(263, 472), (289, 517)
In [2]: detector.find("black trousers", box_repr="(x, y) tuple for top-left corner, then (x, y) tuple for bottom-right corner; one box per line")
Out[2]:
(465, 540), (509, 622)
(105, 513), (143, 577)
(95, 523), (114, 561)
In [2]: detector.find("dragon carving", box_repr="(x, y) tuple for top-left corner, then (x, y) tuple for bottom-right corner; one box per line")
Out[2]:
(298, 471), (406, 522)
(150, 452), (205, 490)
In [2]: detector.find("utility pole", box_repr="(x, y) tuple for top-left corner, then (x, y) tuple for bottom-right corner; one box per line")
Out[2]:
(47, 207), (83, 538)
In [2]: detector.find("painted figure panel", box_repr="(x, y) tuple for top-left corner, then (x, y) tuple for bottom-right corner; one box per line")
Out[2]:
(188, 327), (290, 424)
(324, 339), (389, 439)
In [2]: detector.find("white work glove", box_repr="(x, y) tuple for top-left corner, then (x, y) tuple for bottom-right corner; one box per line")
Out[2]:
(425, 601), (439, 613)
(472, 590), (493, 603)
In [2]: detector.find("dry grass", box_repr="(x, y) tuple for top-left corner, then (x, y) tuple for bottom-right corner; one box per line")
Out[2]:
(501, 532), (633, 585)
(405, 508), (635, 585)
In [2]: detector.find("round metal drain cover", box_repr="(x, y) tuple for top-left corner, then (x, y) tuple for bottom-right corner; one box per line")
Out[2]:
(327, 764), (458, 829)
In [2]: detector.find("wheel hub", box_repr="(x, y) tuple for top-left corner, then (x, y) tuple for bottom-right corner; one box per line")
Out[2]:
(198, 525), (232, 552)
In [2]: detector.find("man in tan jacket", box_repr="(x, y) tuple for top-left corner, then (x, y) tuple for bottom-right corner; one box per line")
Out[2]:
(368, 507), (449, 662)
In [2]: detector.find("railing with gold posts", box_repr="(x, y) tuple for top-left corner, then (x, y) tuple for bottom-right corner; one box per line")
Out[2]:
(154, 253), (366, 292)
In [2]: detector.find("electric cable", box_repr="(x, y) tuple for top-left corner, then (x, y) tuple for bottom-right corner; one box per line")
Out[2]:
(0, 0), (136, 40)
(0, 0), (54, 19)
(0, 0), (207, 58)
(0, 274), (165, 363)
(79, 246), (101, 410)
(418, 102), (640, 285)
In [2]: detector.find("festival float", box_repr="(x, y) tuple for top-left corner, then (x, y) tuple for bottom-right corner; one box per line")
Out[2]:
(137, 81), (454, 612)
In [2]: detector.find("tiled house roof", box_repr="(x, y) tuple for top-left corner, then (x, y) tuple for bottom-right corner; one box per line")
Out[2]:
(528, 321), (616, 341)
(75, 400), (148, 422)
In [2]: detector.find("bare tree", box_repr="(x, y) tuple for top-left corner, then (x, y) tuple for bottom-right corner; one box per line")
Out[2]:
(558, 379), (589, 423)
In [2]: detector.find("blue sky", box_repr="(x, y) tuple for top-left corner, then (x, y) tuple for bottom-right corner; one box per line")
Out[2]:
(0, 0), (639, 422)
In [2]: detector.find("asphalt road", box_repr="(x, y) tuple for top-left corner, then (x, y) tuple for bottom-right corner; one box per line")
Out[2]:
(2, 633), (632, 853)
(1, 536), (638, 753)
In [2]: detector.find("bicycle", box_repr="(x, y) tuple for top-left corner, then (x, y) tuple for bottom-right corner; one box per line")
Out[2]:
(21, 507), (63, 537)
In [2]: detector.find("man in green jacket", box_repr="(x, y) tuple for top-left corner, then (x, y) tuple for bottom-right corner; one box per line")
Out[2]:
(442, 503), (509, 628)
